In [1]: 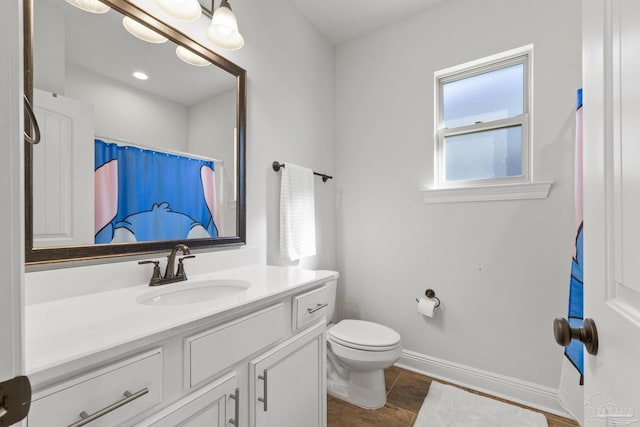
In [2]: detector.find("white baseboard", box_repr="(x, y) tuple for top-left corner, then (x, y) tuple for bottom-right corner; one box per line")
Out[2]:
(396, 350), (574, 420)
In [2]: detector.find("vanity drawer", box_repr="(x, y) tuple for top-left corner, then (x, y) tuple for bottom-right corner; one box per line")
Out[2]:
(293, 286), (328, 330)
(28, 349), (163, 427)
(185, 303), (287, 388)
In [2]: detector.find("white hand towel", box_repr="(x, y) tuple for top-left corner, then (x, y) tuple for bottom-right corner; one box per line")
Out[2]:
(280, 163), (316, 261)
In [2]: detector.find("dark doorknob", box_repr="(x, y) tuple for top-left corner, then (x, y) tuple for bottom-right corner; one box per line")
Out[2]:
(553, 317), (598, 355)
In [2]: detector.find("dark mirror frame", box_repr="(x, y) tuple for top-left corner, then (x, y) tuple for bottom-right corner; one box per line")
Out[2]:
(24, 0), (246, 265)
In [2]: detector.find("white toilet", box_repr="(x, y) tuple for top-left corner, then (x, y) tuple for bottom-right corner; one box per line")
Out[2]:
(324, 278), (402, 409)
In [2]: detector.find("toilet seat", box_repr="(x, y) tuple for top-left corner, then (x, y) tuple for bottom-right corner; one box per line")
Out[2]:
(328, 319), (401, 352)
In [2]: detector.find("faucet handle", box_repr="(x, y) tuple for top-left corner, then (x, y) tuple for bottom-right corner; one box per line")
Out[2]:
(138, 260), (163, 286)
(176, 255), (196, 279)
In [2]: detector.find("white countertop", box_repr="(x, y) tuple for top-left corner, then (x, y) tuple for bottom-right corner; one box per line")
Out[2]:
(25, 265), (337, 376)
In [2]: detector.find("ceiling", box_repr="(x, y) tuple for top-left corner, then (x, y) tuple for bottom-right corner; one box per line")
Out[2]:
(288, 0), (448, 45)
(35, 0), (450, 107)
(37, 0), (235, 106)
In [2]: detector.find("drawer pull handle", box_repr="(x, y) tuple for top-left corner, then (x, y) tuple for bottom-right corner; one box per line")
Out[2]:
(67, 388), (149, 427)
(0, 405), (7, 418)
(257, 370), (268, 411)
(229, 388), (240, 426)
(307, 303), (328, 314)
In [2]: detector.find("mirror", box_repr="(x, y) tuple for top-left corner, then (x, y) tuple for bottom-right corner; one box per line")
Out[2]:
(25, 0), (246, 264)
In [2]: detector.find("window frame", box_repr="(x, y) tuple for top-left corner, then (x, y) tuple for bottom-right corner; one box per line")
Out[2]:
(434, 46), (533, 189)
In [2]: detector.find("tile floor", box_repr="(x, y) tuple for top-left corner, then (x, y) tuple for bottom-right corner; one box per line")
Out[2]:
(327, 366), (579, 427)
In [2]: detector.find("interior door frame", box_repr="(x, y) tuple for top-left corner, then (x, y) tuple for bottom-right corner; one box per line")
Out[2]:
(0, 0), (26, 387)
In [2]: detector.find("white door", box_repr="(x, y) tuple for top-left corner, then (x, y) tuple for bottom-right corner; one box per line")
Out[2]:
(32, 89), (94, 247)
(583, 0), (640, 425)
(0, 0), (26, 425)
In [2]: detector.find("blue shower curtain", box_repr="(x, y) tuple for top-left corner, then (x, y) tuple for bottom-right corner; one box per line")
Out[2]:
(566, 89), (584, 383)
(558, 89), (584, 424)
(94, 139), (219, 243)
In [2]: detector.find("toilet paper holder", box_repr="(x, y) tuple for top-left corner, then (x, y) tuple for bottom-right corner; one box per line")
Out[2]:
(416, 289), (441, 308)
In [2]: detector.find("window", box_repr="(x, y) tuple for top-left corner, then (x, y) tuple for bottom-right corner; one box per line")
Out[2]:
(434, 47), (531, 189)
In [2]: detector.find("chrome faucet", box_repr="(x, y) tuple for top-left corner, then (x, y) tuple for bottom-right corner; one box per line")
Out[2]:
(138, 244), (195, 286)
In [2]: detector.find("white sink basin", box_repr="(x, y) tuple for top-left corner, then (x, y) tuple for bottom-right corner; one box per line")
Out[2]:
(136, 279), (251, 306)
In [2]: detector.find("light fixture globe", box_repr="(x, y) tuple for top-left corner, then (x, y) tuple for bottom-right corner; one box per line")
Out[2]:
(65, 0), (110, 14)
(154, 0), (202, 21)
(122, 17), (168, 43)
(175, 46), (211, 67)
(206, 0), (244, 50)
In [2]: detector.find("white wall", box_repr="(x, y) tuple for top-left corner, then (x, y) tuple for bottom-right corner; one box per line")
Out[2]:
(24, 0), (337, 295)
(188, 89), (237, 235)
(230, 0), (337, 270)
(122, 0), (338, 270)
(188, 89), (235, 161)
(335, 0), (581, 394)
(66, 63), (188, 151)
(32, 0), (65, 95)
(33, 0), (189, 151)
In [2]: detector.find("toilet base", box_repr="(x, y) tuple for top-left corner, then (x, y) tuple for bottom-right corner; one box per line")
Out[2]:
(327, 368), (387, 409)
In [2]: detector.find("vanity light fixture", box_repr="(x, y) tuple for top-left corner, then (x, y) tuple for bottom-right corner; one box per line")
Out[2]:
(206, 0), (244, 50)
(122, 17), (168, 43)
(154, 0), (202, 21)
(175, 46), (212, 67)
(132, 71), (149, 80)
(65, 0), (110, 14)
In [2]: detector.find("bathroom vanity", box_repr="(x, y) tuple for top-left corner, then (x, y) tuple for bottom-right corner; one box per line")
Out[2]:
(25, 266), (336, 427)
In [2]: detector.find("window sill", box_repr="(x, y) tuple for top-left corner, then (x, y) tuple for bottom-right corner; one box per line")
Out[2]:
(420, 181), (553, 204)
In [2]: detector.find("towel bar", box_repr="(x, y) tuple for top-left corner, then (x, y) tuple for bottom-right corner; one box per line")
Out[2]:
(272, 161), (333, 182)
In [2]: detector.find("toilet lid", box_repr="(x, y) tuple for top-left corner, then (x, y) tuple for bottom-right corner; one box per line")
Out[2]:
(328, 319), (401, 351)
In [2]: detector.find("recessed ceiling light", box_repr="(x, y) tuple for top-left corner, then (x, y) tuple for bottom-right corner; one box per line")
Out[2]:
(132, 71), (149, 80)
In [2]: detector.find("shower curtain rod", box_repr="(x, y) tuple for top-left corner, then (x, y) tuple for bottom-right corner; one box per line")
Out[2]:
(272, 161), (333, 182)
(96, 135), (224, 163)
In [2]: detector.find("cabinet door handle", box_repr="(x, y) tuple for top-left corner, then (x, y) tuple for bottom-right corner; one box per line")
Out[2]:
(67, 388), (149, 427)
(307, 303), (328, 314)
(229, 388), (240, 426)
(257, 370), (268, 411)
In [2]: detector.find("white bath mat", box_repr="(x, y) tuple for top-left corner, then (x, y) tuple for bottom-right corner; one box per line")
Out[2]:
(413, 382), (548, 427)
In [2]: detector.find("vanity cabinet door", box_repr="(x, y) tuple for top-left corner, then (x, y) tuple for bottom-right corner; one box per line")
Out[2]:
(137, 372), (239, 427)
(250, 322), (326, 427)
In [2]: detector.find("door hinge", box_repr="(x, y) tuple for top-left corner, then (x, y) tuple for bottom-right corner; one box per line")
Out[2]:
(0, 376), (31, 426)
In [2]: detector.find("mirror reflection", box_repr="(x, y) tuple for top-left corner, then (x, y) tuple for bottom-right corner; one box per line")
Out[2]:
(31, 0), (239, 249)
